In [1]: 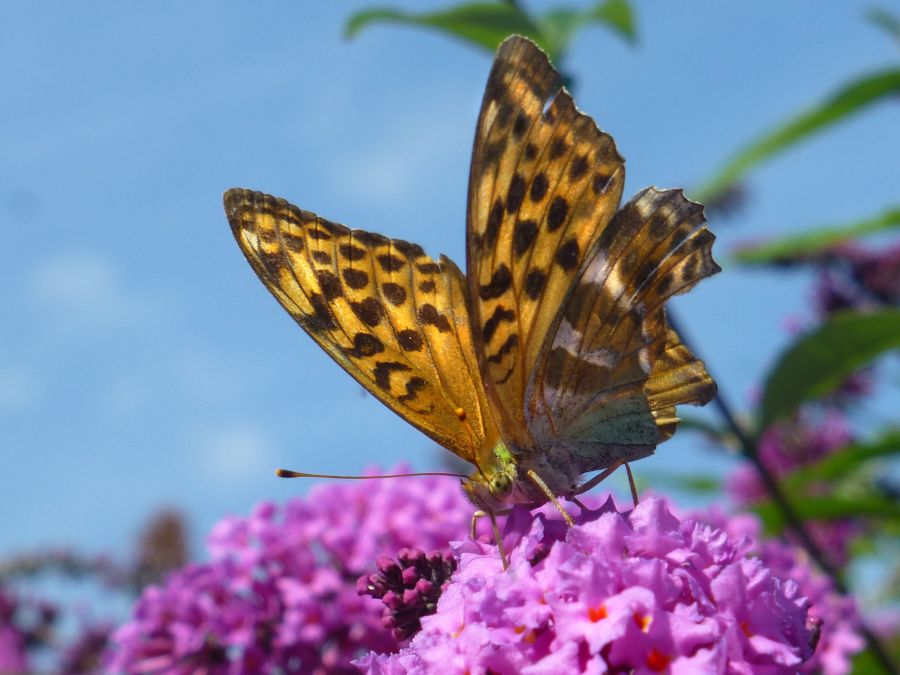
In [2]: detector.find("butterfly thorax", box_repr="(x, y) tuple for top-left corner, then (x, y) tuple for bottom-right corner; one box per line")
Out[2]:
(462, 439), (581, 513)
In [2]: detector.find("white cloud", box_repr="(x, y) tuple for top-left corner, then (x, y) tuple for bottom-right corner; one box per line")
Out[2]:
(193, 423), (274, 485)
(28, 252), (156, 331)
(342, 92), (472, 206)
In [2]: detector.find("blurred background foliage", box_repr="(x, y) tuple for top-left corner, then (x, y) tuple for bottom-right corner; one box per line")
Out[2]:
(2, 1), (898, 672)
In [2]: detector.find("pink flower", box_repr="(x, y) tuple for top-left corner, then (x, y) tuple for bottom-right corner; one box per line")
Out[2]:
(726, 411), (859, 566)
(106, 467), (472, 674)
(359, 496), (817, 674)
(700, 508), (864, 674)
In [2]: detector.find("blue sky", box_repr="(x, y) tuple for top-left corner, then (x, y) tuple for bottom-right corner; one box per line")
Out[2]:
(1, 1), (897, 564)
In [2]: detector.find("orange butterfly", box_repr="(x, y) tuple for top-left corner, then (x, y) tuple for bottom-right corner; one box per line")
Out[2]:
(225, 36), (719, 562)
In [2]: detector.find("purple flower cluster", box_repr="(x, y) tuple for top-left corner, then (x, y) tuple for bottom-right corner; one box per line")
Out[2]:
(814, 242), (900, 315)
(358, 549), (457, 640)
(359, 496), (817, 674)
(703, 509), (864, 674)
(106, 468), (472, 673)
(0, 587), (32, 674)
(726, 411), (859, 566)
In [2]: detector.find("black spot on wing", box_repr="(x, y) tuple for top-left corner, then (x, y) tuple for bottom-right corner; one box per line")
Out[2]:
(374, 361), (411, 391)
(530, 173), (549, 202)
(418, 279), (436, 293)
(417, 304), (452, 333)
(416, 262), (441, 275)
(353, 230), (389, 247)
(348, 332), (384, 358)
(592, 171), (613, 195)
(513, 220), (538, 258)
(339, 244), (366, 262)
(555, 239), (580, 271)
(398, 329), (424, 352)
(482, 306), (516, 344)
(483, 199), (504, 249)
(549, 137), (568, 159)
(282, 231), (305, 252)
(382, 282), (407, 306)
(377, 254), (406, 273)
(656, 273), (674, 296)
(524, 268), (546, 300)
(569, 155), (589, 180)
(512, 111), (529, 139)
(342, 268), (369, 289)
(487, 333), (519, 364)
(479, 265), (512, 300)
(399, 376), (428, 403)
(393, 240), (425, 259)
(316, 270), (343, 300)
(318, 219), (350, 238)
(350, 297), (385, 327)
(506, 174), (526, 215)
(308, 293), (337, 331)
(311, 250), (332, 265)
(547, 197), (568, 232)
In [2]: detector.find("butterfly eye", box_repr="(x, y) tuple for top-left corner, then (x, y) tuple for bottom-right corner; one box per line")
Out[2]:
(489, 472), (513, 499)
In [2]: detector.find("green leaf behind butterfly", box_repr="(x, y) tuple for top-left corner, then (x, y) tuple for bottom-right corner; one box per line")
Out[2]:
(345, 3), (545, 53)
(755, 493), (900, 532)
(693, 68), (900, 204)
(784, 428), (900, 490)
(537, 0), (636, 61)
(760, 310), (900, 429)
(733, 206), (900, 265)
(867, 6), (900, 46)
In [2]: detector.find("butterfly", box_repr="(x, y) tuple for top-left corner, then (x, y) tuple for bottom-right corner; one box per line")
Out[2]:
(225, 36), (719, 559)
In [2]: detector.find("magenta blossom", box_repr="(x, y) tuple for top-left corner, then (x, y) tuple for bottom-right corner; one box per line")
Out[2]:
(359, 496), (817, 674)
(700, 508), (864, 675)
(106, 467), (472, 674)
(726, 411), (859, 566)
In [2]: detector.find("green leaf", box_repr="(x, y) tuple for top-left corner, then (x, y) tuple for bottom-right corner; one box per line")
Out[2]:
(345, 3), (545, 53)
(760, 310), (900, 429)
(786, 428), (900, 489)
(693, 68), (900, 204)
(867, 6), (900, 45)
(677, 414), (731, 440)
(590, 0), (636, 43)
(641, 471), (722, 494)
(538, 0), (637, 60)
(755, 493), (900, 534)
(733, 206), (900, 265)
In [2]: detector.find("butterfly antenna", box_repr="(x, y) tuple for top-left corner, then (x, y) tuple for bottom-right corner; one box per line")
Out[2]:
(276, 469), (467, 480)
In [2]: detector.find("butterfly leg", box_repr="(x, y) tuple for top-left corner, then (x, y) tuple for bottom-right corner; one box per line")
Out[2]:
(526, 469), (575, 527)
(470, 510), (509, 570)
(574, 461), (623, 496)
(625, 463), (640, 507)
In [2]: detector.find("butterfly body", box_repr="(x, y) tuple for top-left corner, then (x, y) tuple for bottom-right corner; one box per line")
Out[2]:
(225, 36), (719, 530)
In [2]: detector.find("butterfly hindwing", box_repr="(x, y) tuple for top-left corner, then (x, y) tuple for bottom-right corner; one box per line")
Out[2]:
(529, 188), (719, 470)
(225, 189), (498, 464)
(466, 36), (625, 448)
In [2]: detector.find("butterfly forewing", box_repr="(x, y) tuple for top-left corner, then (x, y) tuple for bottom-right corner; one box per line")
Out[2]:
(529, 187), (719, 467)
(225, 189), (498, 464)
(466, 36), (625, 449)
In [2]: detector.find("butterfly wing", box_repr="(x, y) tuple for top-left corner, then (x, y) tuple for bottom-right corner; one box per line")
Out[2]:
(529, 187), (719, 470)
(466, 36), (625, 449)
(226, 189), (498, 464)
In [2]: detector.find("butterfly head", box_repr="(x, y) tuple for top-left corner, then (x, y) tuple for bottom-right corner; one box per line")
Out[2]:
(462, 439), (518, 512)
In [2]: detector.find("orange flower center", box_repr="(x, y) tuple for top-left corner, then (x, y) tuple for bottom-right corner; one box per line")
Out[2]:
(588, 605), (608, 622)
(646, 648), (671, 672)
